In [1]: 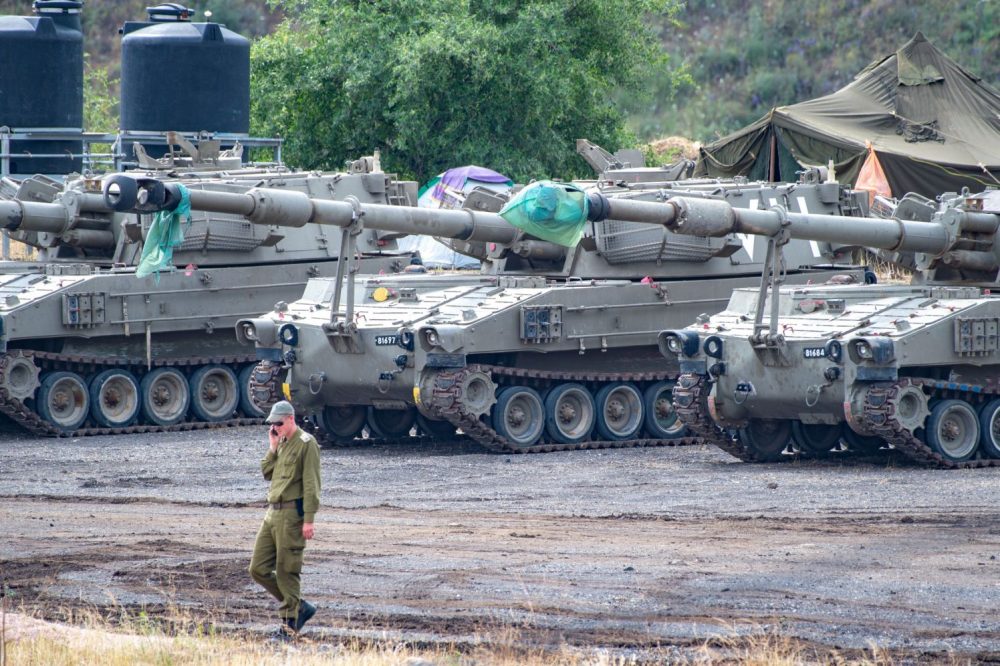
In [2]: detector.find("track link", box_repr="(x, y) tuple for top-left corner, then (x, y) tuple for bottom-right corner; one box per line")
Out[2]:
(670, 373), (766, 461)
(0, 350), (263, 437)
(863, 378), (1000, 469)
(424, 364), (699, 454)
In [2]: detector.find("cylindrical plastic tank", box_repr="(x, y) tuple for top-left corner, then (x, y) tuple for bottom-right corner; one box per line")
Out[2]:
(120, 3), (250, 136)
(0, 0), (84, 175)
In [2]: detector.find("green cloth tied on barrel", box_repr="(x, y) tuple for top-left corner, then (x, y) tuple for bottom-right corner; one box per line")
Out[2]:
(136, 183), (193, 281)
(499, 180), (589, 247)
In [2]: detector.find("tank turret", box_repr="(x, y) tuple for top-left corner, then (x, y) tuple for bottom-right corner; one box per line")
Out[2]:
(0, 146), (421, 436)
(656, 190), (1000, 469)
(93, 173), (880, 453)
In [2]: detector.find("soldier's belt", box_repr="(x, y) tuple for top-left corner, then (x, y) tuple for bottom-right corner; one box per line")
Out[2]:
(268, 500), (300, 510)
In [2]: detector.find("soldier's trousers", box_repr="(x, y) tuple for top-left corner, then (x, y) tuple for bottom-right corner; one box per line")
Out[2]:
(249, 507), (306, 620)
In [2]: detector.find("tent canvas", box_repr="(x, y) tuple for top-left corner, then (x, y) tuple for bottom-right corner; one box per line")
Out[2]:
(396, 166), (513, 268)
(695, 33), (1000, 198)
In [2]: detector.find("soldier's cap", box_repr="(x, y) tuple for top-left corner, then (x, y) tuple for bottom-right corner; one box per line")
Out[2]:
(265, 400), (295, 424)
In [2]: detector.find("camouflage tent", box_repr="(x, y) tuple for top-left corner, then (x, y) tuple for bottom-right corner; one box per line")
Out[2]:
(695, 33), (1000, 198)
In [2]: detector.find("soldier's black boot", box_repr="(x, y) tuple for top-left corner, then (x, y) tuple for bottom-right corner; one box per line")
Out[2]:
(295, 600), (317, 631)
(269, 618), (297, 642)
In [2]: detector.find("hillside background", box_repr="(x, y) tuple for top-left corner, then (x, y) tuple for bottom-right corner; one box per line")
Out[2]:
(0, 0), (996, 146)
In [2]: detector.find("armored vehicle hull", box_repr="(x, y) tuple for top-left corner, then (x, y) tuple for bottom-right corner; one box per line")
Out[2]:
(658, 190), (1000, 468)
(225, 178), (872, 452)
(0, 151), (416, 436)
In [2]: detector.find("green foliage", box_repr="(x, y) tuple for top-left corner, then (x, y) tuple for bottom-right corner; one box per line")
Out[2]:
(83, 56), (118, 133)
(251, 0), (682, 182)
(630, 0), (1000, 143)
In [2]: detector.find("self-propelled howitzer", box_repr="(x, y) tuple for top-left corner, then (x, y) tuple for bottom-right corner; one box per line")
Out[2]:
(655, 190), (1000, 468)
(0, 145), (417, 436)
(130, 173), (875, 453)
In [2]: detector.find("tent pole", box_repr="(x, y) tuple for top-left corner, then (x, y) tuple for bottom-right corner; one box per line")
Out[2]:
(768, 131), (777, 182)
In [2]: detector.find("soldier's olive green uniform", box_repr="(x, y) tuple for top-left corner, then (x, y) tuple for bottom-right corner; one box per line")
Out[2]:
(249, 427), (321, 621)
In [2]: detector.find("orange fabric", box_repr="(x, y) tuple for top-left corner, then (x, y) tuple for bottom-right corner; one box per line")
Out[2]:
(855, 143), (892, 205)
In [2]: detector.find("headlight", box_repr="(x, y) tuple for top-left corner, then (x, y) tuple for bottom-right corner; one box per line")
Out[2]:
(850, 337), (895, 364)
(658, 330), (701, 358)
(425, 329), (441, 347)
(239, 321), (257, 342)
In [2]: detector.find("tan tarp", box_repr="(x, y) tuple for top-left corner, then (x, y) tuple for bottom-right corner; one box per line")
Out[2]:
(855, 143), (892, 204)
(695, 33), (1000, 198)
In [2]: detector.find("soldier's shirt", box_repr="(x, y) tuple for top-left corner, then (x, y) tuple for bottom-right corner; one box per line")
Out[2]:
(261, 428), (321, 522)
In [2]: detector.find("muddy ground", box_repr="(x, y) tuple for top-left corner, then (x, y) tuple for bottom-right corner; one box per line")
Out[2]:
(1, 427), (999, 662)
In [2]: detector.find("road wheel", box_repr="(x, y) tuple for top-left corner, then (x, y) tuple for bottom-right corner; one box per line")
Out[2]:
(544, 383), (595, 444)
(842, 428), (884, 454)
(37, 371), (89, 432)
(320, 405), (366, 441)
(416, 413), (458, 440)
(188, 365), (239, 422)
(594, 382), (644, 441)
(977, 398), (1000, 459)
(140, 368), (190, 426)
(790, 421), (841, 455)
(925, 399), (979, 463)
(367, 406), (417, 438)
(642, 380), (687, 439)
(89, 369), (140, 428)
(738, 419), (792, 462)
(492, 385), (545, 449)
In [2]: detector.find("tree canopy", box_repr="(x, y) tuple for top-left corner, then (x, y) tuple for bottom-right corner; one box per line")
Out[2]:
(251, 0), (681, 183)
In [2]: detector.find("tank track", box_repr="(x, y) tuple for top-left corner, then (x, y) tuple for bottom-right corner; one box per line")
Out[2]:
(424, 364), (699, 454)
(670, 373), (763, 461)
(0, 350), (263, 438)
(862, 378), (1000, 469)
(248, 360), (283, 411)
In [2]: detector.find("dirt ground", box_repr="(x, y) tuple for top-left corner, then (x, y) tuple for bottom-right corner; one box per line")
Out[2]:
(1, 426), (999, 662)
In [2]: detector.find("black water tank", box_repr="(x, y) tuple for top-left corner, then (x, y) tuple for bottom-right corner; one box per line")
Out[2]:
(120, 4), (250, 135)
(0, 1), (83, 175)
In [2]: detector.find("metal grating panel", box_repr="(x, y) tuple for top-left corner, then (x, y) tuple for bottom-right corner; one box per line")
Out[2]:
(595, 219), (716, 264)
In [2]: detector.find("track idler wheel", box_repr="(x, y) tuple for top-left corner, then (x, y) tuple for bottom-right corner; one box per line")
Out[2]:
(883, 382), (930, 432)
(0, 351), (41, 402)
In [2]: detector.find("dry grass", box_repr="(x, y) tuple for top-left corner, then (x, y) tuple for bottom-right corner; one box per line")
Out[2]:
(645, 136), (701, 162)
(0, 602), (936, 666)
(2, 239), (34, 261)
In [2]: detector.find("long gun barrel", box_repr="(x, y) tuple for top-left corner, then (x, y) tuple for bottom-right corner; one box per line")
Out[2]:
(588, 191), (1000, 273)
